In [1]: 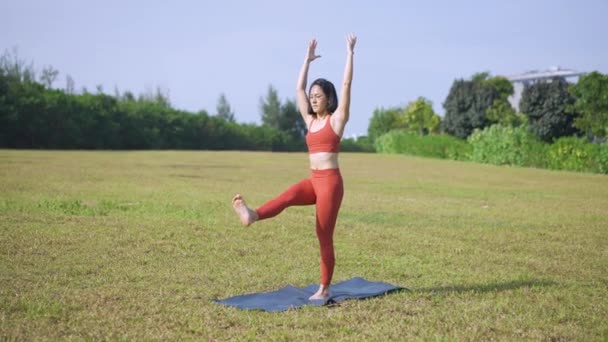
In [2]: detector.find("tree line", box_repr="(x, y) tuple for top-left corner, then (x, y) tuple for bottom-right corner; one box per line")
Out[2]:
(368, 71), (608, 143)
(368, 71), (608, 174)
(1, 48), (606, 153)
(0, 49), (310, 151)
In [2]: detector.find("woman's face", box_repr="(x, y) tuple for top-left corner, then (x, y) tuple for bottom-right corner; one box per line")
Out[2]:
(309, 85), (328, 114)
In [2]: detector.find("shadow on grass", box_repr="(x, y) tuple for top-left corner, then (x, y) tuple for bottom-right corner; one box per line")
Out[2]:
(415, 279), (557, 295)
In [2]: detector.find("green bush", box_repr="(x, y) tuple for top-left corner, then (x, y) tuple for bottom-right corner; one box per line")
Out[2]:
(468, 124), (543, 166)
(596, 143), (608, 174)
(524, 139), (549, 169)
(375, 130), (471, 160)
(341, 136), (375, 153)
(373, 126), (607, 175)
(546, 136), (598, 173)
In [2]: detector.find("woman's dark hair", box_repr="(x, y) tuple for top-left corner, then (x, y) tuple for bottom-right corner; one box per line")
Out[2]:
(308, 78), (338, 115)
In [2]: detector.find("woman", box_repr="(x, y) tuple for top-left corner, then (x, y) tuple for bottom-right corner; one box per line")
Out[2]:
(232, 34), (356, 300)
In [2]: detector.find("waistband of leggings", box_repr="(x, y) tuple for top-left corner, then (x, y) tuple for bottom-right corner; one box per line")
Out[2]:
(310, 168), (341, 177)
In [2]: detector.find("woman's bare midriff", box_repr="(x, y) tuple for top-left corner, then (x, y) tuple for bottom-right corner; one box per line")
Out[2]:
(309, 152), (339, 170)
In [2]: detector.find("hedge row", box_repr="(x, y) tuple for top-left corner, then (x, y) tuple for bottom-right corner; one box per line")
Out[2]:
(374, 126), (608, 174)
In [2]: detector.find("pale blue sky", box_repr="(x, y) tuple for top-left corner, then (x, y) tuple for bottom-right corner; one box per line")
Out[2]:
(2, 0), (607, 137)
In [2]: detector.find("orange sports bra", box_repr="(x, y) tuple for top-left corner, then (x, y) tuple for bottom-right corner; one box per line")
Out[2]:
(306, 117), (340, 153)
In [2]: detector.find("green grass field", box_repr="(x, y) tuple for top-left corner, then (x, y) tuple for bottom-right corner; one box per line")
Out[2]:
(1, 150), (607, 340)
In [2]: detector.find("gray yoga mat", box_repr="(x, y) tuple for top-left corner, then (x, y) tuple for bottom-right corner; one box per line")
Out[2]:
(213, 277), (404, 312)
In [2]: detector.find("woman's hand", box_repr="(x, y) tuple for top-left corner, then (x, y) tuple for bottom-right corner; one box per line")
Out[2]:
(346, 33), (357, 54)
(306, 39), (321, 63)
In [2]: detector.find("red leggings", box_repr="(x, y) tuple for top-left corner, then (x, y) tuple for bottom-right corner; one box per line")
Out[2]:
(256, 168), (344, 286)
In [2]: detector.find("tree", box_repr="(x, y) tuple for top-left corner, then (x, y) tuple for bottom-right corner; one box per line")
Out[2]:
(483, 76), (524, 126)
(138, 86), (171, 107)
(154, 86), (171, 107)
(568, 71), (608, 139)
(486, 99), (526, 127)
(471, 71), (491, 83)
(442, 74), (512, 138)
(279, 98), (306, 139)
(65, 74), (75, 94)
(485, 76), (514, 101)
(398, 97), (441, 135)
(216, 93), (235, 122)
(442, 74), (506, 139)
(40, 65), (59, 88)
(122, 90), (135, 102)
(443, 77), (500, 139)
(258, 85), (305, 142)
(519, 77), (579, 142)
(0, 47), (36, 82)
(367, 107), (401, 141)
(260, 85), (281, 130)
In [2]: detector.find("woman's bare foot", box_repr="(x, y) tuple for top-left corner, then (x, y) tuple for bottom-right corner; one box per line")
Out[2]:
(232, 194), (258, 226)
(309, 285), (330, 300)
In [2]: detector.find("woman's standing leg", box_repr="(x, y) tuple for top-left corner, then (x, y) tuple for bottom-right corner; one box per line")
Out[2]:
(309, 169), (344, 299)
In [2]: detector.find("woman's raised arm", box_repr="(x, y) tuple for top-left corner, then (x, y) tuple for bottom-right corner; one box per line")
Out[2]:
(296, 39), (320, 126)
(333, 34), (357, 131)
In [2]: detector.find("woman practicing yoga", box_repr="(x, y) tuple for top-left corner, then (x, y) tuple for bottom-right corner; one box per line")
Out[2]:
(232, 34), (356, 300)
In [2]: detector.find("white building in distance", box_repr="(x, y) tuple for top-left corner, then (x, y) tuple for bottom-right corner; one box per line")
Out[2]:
(506, 66), (585, 112)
